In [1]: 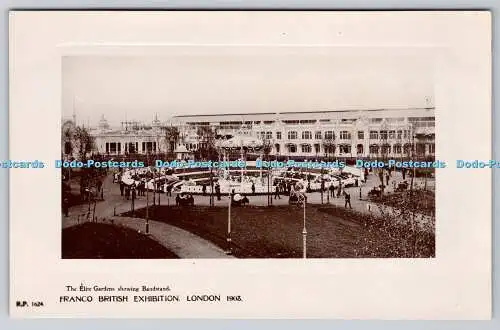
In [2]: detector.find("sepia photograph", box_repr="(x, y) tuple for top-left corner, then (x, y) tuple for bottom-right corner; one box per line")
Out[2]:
(61, 53), (436, 259)
(9, 11), (491, 319)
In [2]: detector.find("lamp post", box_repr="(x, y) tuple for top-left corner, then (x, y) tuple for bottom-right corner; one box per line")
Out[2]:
(158, 169), (161, 206)
(302, 196), (307, 259)
(267, 165), (272, 206)
(131, 186), (135, 214)
(240, 141), (244, 186)
(410, 131), (416, 194)
(227, 190), (232, 255)
(320, 168), (324, 204)
(327, 182), (330, 204)
(146, 179), (150, 234)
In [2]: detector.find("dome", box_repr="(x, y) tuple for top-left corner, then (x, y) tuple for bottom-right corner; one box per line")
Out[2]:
(152, 113), (161, 128)
(98, 115), (109, 130)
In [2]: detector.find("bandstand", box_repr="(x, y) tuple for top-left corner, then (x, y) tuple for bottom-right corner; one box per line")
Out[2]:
(216, 126), (273, 194)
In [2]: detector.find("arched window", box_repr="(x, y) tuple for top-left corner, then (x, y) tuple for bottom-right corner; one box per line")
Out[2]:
(416, 143), (426, 155)
(403, 143), (412, 155)
(357, 144), (364, 154)
(323, 143), (335, 155)
(274, 144), (280, 153)
(301, 144), (312, 153)
(381, 144), (391, 155)
(369, 144), (379, 154)
(287, 144), (297, 153)
(339, 145), (351, 154)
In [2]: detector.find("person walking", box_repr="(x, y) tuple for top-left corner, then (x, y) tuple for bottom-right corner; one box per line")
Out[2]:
(202, 184), (207, 196)
(167, 184), (172, 197)
(344, 191), (352, 209)
(215, 183), (221, 201)
(120, 182), (124, 196)
(141, 181), (146, 196)
(251, 182), (255, 194)
(274, 182), (281, 199)
(96, 179), (102, 193)
(62, 197), (69, 217)
(136, 181), (141, 197)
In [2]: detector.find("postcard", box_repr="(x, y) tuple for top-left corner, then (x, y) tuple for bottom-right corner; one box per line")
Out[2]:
(9, 11), (491, 319)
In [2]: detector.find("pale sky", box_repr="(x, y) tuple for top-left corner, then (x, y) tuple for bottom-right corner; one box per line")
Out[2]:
(62, 54), (434, 127)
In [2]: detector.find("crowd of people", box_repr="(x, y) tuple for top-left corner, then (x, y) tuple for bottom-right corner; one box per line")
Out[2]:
(62, 165), (423, 219)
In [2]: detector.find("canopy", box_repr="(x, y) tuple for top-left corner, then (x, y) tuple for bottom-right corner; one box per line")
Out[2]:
(174, 145), (190, 153)
(218, 135), (263, 151)
(415, 127), (434, 136)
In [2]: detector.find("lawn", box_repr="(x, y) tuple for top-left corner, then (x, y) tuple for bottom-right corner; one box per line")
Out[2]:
(62, 222), (179, 259)
(122, 204), (432, 258)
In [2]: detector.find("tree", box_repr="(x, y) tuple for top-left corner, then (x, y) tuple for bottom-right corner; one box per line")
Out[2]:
(62, 126), (74, 158)
(197, 126), (217, 158)
(197, 126), (218, 206)
(73, 126), (94, 161)
(373, 190), (434, 257)
(72, 126), (95, 199)
(348, 187), (435, 258)
(164, 126), (180, 153)
(61, 126), (75, 182)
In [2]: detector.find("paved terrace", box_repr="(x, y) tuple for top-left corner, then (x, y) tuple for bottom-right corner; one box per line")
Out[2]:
(63, 170), (434, 257)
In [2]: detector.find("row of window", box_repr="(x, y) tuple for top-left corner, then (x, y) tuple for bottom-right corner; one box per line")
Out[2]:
(283, 143), (435, 154)
(104, 141), (157, 154)
(214, 117), (431, 127)
(255, 130), (413, 140)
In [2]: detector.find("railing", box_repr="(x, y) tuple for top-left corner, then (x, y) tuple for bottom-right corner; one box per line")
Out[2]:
(180, 184), (276, 195)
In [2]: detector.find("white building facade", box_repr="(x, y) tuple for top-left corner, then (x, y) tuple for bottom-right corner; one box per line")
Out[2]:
(171, 108), (435, 159)
(85, 108), (435, 159)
